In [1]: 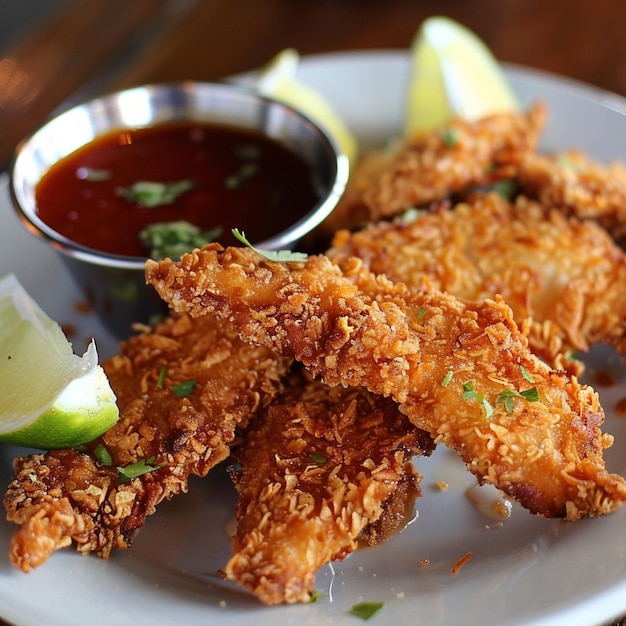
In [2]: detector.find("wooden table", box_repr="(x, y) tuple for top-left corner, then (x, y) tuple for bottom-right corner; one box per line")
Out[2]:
(1, 1), (626, 624)
(3, 0), (626, 170)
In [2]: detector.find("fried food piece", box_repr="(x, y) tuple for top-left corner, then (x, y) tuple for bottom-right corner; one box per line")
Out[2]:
(146, 245), (626, 521)
(4, 312), (290, 572)
(226, 369), (433, 604)
(321, 103), (546, 237)
(519, 150), (626, 243)
(328, 192), (626, 375)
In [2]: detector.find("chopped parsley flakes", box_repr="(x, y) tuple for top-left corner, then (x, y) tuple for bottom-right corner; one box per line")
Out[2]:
(171, 379), (197, 398)
(496, 386), (540, 413)
(76, 167), (112, 181)
(140, 220), (223, 260)
(90, 444), (163, 484)
(156, 366), (167, 389)
(350, 601), (384, 620)
(520, 365), (535, 383)
(462, 381), (494, 419)
(225, 162), (259, 189)
(122, 180), (194, 208)
(93, 443), (112, 466)
(441, 127), (458, 147)
(117, 457), (164, 483)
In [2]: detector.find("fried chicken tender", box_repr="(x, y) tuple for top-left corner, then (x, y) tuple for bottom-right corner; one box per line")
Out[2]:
(146, 245), (626, 521)
(226, 369), (433, 604)
(4, 312), (290, 572)
(328, 192), (626, 375)
(321, 103), (546, 237)
(519, 150), (626, 243)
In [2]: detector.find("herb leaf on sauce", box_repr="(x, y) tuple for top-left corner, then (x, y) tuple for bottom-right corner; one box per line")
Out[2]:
(76, 167), (113, 182)
(232, 228), (308, 262)
(122, 180), (195, 208)
(140, 220), (223, 260)
(225, 162), (259, 189)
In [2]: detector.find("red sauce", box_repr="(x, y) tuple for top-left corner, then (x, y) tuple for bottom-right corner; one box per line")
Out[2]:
(35, 121), (321, 257)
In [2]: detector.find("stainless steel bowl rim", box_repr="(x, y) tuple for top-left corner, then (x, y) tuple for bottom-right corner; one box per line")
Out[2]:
(9, 80), (350, 269)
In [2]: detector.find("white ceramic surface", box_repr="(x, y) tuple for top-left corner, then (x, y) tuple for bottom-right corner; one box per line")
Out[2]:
(1, 51), (626, 626)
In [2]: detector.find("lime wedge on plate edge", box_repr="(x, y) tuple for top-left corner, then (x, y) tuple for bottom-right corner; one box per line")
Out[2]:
(255, 48), (358, 166)
(404, 16), (519, 135)
(0, 274), (119, 449)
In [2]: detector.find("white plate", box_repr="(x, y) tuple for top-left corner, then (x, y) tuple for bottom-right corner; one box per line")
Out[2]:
(1, 51), (626, 626)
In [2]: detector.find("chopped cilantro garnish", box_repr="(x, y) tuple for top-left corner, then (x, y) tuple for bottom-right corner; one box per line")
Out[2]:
(117, 456), (163, 483)
(93, 443), (112, 467)
(520, 365), (535, 383)
(225, 162), (259, 189)
(350, 601), (384, 620)
(462, 381), (479, 401)
(491, 179), (516, 199)
(140, 220), (223, 260)
(157, 366), (167, 389)
(234, 143), (261, 160)
(232, 228), (308, 262)
(462, 382), (493, 418)
(441, 127), (458, 147)
(397, 207), (421, 224)
(309, 452), (327, 464)
(496, 386), (540, 413)
(171, 379), (197, 398)
(122, 180), (194, 208)
(496, 389), (518, 414)
(441, 370), (454, 387)
(520, 387), (540, 403)
(77, 167), (112, 181)
(309, 591), (323, 603)
(416, 308), (427, 318)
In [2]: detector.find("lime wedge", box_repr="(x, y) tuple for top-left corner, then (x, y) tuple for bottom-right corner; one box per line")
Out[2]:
(0, 274), (119, 449)
(404, 16), (519, 135)
(255, 48), (358, 165)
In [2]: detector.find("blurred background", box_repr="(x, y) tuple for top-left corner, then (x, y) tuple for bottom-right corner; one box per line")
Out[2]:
(0, 0), (71, 54)
(1, 2), (626, 625)
(1, 0), (626, 168)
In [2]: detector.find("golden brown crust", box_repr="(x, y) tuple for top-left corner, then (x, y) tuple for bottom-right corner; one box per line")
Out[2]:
(327, 192), (626, 374)
(4, 312), (290, 572)
(320, 103), (546, 236)
(146, 245), (626, 520)
(226, 369), (433, 604)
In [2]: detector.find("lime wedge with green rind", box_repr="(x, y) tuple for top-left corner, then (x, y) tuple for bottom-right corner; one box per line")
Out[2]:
(0, 274), (119, 449)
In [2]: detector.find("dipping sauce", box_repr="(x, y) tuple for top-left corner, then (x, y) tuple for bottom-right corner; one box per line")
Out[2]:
(35, 121), (322, 257)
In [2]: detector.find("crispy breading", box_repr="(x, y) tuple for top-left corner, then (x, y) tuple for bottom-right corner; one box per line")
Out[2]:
(146, 245), (626, 520)
(226, 368), (433, 604)
(519, 149), (626, 243)
(4, 312), (290, 572)
(327, 192), (626, 375)
(320, 103), (546, 238)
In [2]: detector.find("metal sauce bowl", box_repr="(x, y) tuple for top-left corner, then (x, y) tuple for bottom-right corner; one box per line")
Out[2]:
(9, 81), (349, 337)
